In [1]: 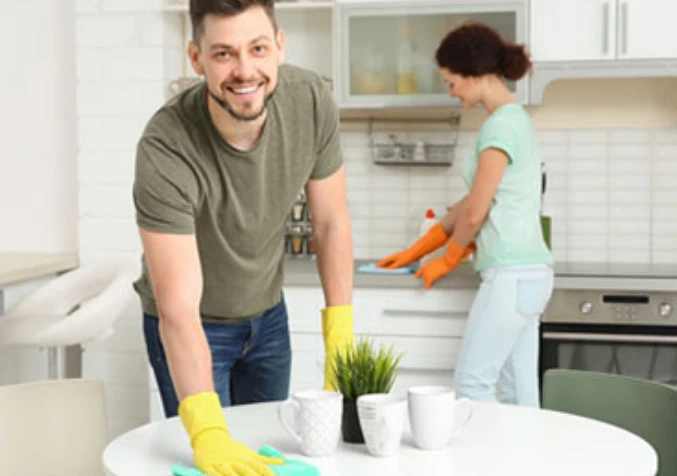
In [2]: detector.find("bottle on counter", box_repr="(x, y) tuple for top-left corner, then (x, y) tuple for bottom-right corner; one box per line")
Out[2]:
(397, 24), (418, 95)
(419, 209), (439, 265)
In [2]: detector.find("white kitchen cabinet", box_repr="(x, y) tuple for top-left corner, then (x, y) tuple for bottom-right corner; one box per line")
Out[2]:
(334, 1), (528, 108)
(620, 0), (677, 60)
(530, 0), (616, 61)
(277, 7), (333, 82)
(531, 0), (677, 62)
(283, 285), (475, 394)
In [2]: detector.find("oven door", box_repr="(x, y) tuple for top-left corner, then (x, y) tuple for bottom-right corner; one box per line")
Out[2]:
(540, 323), (677, 386)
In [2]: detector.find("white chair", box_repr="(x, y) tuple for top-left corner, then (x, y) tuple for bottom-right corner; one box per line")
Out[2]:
(0, 379), (108, 475)
(0, 259), (138, 379)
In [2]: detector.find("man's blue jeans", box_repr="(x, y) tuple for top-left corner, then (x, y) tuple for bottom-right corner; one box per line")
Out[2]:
(144, 296), (292, 418)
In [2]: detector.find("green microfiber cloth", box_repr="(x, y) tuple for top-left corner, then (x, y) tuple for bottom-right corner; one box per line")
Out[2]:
(171, 445), (319, 476)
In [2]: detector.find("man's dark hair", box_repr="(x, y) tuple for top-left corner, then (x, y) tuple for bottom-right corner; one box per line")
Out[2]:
(190, 0), (278, 45)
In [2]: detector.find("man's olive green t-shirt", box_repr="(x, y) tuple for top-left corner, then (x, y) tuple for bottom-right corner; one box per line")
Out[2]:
(133, 64), (343, 319)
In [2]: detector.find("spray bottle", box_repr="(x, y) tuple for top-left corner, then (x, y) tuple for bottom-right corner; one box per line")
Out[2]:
(419, 209), (439, 265)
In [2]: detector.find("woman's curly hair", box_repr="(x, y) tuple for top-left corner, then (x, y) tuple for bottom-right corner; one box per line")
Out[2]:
(435, 23), (531, 81)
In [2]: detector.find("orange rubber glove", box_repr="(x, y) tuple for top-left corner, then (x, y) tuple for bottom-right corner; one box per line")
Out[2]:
(179, 392), (284, 476)
(415, 238), (476, 289)
(377, 223), (449, 269)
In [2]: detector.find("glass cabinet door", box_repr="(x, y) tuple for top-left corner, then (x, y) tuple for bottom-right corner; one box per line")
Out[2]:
(335, 2), (527, 108)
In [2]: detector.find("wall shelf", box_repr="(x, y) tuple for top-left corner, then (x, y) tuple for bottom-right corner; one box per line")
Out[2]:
(363, 115), (460, 167)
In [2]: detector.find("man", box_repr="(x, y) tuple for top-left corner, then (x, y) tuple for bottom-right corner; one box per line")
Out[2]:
(132, 0), (354, 474)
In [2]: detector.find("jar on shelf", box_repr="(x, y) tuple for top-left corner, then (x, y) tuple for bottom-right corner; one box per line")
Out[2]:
(306, 224), (317, 255)
(289, 224), (306, 256)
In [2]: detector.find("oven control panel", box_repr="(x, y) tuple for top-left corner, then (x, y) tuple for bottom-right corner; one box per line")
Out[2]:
(544, 290), (676, 325)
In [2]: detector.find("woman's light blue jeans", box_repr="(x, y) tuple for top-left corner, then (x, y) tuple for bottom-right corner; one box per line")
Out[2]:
(454, 265), (554, 407)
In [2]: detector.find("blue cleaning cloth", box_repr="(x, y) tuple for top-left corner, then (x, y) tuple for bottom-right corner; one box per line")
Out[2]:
(171, 445), (319, 476)
(358, 262), (419, 275)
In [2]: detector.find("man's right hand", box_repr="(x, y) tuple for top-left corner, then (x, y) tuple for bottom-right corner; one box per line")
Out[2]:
(377, 223), (449, 269)
(179, 392), (283, 476)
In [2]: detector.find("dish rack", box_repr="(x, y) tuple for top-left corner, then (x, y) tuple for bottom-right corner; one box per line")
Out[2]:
(367, 115), (460, 166)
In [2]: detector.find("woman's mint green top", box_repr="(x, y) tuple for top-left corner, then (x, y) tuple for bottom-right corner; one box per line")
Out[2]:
(462, 104), (553, 272)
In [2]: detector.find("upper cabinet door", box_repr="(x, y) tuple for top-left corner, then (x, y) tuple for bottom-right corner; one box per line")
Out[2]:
(276, 7), (334, 81)
(336, 1), (527, 109)
(530, 0), (616, 61)
(619, 0), (677, 59)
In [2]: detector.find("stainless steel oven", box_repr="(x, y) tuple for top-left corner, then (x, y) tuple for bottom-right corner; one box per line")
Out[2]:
(540, 289), (677, 386)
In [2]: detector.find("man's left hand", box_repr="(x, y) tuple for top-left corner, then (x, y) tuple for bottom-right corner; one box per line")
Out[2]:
(321, 304), (354, 390)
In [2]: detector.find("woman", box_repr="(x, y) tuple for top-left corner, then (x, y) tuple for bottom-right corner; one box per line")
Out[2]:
(378, 23), (553, 407)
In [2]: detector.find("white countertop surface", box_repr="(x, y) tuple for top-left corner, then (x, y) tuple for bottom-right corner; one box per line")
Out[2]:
(0, 253), (79, 287)
(103, 401), (657, 476)
(285, 259), (677, 292)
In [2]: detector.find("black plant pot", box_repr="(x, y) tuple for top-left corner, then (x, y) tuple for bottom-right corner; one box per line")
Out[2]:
(341, 398), (364, 443)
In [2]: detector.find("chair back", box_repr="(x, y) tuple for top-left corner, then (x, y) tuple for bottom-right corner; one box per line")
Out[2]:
(0, 379), (108, 475)
(543, 369), (677, 476)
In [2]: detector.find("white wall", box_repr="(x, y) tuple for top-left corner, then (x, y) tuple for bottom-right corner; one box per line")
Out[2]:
(74, 0), (185, 440)
(0, 0), (77, 253)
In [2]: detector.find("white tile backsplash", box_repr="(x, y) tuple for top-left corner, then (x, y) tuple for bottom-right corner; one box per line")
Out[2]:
(341, 128), (677, 263)
(654, 130), (677, 143)
(656, 145), (677, 158)
(77, 47), (165, 80)
(609, 130), (652, 143)
(76, 16), (138, 47)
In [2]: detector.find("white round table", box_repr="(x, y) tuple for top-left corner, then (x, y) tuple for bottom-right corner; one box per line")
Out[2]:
(104, 401), (657, 476)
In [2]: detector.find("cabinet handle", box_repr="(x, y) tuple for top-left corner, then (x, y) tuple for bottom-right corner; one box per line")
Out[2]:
(382, 309), (465, 319)
(602, 2), (610, 55)
(621, 2), (629, 55)
(542, 331), (677, 344)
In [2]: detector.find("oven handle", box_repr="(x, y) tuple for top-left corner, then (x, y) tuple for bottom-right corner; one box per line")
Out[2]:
(542, 332), (677, 344)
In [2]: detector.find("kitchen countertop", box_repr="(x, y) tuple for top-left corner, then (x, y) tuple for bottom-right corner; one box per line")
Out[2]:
(285, 258), (677, 292)
(285, 259), (481, 289)
(555, 262), (677, 279)
(0, 252), (79, 287)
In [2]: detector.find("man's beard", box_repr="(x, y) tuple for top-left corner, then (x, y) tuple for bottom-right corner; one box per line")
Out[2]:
(206, 81), (276, 122)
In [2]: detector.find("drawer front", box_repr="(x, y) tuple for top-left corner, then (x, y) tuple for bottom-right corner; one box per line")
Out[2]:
(285, 287), (475, 337)
(289, 331), (464, 393)
(289, 333), (324, 393)
(353, 289), (474, 337)
(366, 334), (463, 371)
(284, 287), (324, 333)
(391, 369), (455, 396)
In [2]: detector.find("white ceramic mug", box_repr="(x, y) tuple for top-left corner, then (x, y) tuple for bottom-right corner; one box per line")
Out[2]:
(277, 390), (342, 457)
(408, 386), (473, 450)
(357, 393), (407, 457)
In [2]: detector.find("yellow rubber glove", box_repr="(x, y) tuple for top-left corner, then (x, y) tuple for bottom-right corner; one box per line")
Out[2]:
(321, 304), (355, 390)
(415, 239), (476, 289)
(179, 391), (283, 476)
(377, 223), (448, 269)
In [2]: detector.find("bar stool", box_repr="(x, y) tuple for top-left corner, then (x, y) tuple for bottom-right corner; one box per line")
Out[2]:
(0, 259), (138, 379)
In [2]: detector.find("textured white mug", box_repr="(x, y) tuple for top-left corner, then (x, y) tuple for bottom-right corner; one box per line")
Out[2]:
(357, 393), (407, 457)
(408, 386), (473, 450)
(278, 390), (342, 457)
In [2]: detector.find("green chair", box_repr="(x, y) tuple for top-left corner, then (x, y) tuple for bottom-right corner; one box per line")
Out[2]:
(542, 369), (677, 476)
